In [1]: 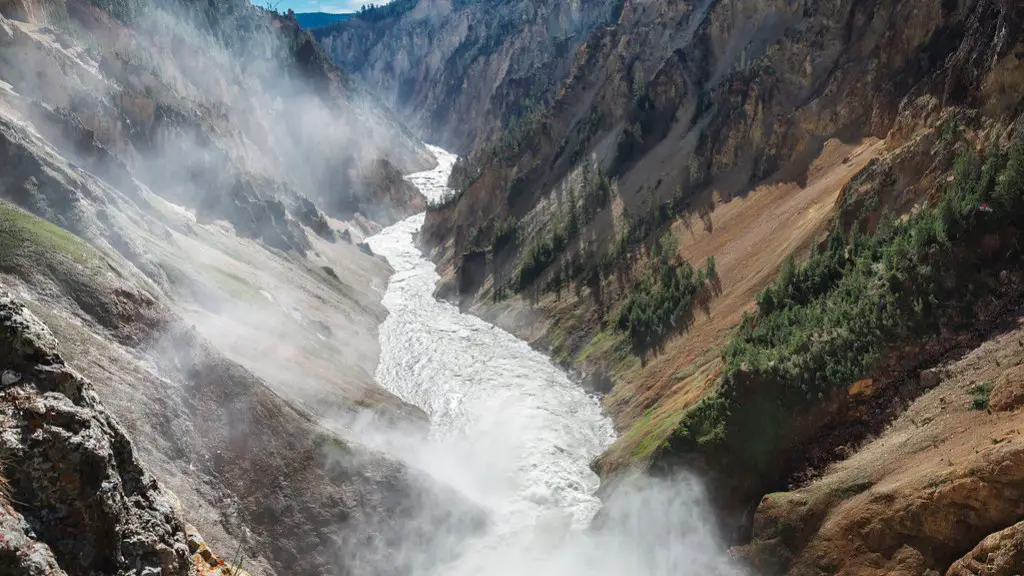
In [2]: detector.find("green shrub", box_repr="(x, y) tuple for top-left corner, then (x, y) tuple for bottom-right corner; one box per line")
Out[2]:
(967, 382), (993, 410)
(570, 111), (604, 164)
(427, 190), (464, 210)
(756, 229), (846, 315)
(672, 136), (1024, 474)
(354, 0), (417, 21)
(615, 247), (714, 351)
(492, 215), (519, 250)
(599, 182), (694, 275)
(0, 202), (97, 269)
(517, 223), (567, 290)
(512, 165), (613, 292)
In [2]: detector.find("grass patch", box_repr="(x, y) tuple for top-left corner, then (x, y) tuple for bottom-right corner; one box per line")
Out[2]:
(157, 259), (189, 288)
(577, 328), (638, 378)
(0, 201), (99, 270)
(671, 363), (701, 382)
(549, 320), (572, 365)
(671, 347), (719, 382)
(199, 265), (263, 304)
(624, 407), (687, 461)
(966, 381), (993, 410)
(163, 258), (265, 307)
(577, 328), (619, 364)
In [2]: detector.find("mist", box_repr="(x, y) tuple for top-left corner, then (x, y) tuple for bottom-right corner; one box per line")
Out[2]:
(2, 1), (460, 573)
(343, 403), (743, 576)
(17, 0), (430, 409)
(340, 153), (745, 576)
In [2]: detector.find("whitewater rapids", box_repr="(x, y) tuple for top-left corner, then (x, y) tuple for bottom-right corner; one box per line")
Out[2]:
(366, 146), (737, 576)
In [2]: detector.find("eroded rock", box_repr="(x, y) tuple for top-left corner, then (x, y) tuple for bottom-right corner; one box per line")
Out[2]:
(990, 365), (1024, 412)
(948, 521), (1024, 576)
(921, 368), (944, 390)
(0, 292), (193, 575)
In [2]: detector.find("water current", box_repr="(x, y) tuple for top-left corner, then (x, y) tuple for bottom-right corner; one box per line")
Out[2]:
(366, 146), (735, 576)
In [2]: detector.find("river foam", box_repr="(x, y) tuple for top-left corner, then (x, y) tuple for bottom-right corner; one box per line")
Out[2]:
(368, 144), (613, 548)
(366, 145), (738, 576)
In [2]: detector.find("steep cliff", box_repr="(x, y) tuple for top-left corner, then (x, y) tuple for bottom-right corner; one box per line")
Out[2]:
(315, 0), (621, 153)
(2, 0), (433, 237)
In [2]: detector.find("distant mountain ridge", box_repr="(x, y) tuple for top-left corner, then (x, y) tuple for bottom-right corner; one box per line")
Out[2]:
(295, 11), (351, 29)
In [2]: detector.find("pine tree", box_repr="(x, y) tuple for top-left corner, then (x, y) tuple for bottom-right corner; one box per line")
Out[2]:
(705, 255), (717, 280)
(995, 133), (1024, 216)
(567, 186), (580, 239)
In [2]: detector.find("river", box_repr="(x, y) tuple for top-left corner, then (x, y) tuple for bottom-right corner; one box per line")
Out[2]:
(366, 146), (736, 576)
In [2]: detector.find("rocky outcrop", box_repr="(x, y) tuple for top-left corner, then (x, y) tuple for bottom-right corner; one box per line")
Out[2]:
(0, 500), (67, 576)
(0, 292), (193, 575)
(737, 308), (1024, 576)
(990, 365), (1024, 412)
(744, 444), (1024, 575)
(948, 521), (1024, 576)
(354, 157), (426, 225)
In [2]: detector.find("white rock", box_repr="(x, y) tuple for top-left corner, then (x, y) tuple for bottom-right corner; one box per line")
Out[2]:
(1, 370), (21, 386)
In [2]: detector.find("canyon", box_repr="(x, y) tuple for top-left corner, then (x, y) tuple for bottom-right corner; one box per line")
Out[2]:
(2, 0), (1024, 575)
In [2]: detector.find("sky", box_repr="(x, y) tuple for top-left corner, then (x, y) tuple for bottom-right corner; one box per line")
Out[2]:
(256, 0), (362, 13)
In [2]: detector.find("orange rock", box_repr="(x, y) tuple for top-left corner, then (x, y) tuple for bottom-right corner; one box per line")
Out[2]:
(990, 366), (1024, 412)
(849, 378), (874, 398)
(947, 520), (1024, 576)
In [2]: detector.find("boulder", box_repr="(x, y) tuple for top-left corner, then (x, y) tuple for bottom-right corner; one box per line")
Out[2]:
(0, 500), (67, 576)
(921, 368), (943, 389)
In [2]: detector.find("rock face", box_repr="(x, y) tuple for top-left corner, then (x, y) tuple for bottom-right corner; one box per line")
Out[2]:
(739, 312), (1024, 575)
(316, 0), (621, 153)
(948, 521), (1024, 576)
(0, 0), (432, 246)
(353, 157), (427, 226)
(0, 293), (193, 575)
(0, 501), (68, 576)
(990, 365), (1024, 412)
(423, 0), (1024, 279)
(408, 0), (1022, 495)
